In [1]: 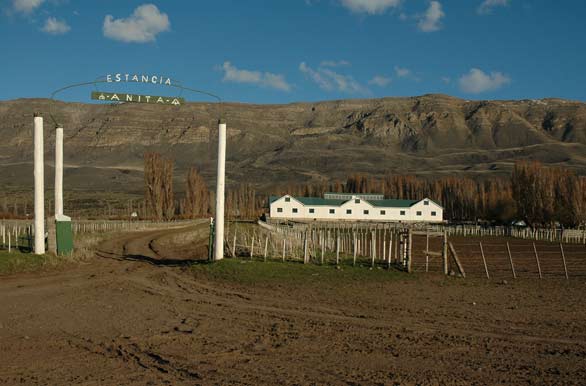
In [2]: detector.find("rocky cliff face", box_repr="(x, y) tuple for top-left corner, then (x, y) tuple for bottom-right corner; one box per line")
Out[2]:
(0, 94), (584, 192)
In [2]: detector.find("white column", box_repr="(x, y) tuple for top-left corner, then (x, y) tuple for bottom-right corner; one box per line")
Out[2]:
(55, 126), (64, 217)
(34, 114), (45, 255)
(214, 121), (226, 261)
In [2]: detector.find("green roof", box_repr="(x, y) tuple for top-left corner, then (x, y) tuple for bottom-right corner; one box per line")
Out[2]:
(269, 196), (347, 206)
(369, 199), (418, 208)
(297, 197), (348, 206)
(270, 195), (421, 208)
(324, 192), (383, 196)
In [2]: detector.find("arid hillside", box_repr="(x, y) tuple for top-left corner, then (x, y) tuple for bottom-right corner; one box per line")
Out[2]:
(0, 94), (585, 193)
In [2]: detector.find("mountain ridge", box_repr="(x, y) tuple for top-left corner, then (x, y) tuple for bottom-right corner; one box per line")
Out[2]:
(0, 94), (584, 193)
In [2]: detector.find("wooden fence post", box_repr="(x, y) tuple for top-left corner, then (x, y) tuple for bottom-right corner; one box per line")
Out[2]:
(352, 231), (357, 266)
(407, 230), (413, 273)
(506, 242), (516, 279)
(448, 242), (466, 277)
(442, 231), (448, 275)
(304, 230), (309, 264)
(371, 230), (376, 268)
(321, 232), (325, 265)
(533, 242), (542, 279)
(232, 229), (237, 257)
(425, 231), (429, 273)
(264, 236), (269, 262)
(479, 241), (489, 279)
(336, 231), (340, 266)
(388, 232), (393, 269)
(382, 230), (386, 265)
(282, 239), (286, 262)
(559, 243), (569, 280)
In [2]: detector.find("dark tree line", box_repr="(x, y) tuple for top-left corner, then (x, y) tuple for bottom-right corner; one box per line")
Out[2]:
(251, 163), (585, 226)
(4, 155), (574, 225)
(267, 174), (515, 223)
(1, 157), (583, 226)
(512, 161), (585, 226)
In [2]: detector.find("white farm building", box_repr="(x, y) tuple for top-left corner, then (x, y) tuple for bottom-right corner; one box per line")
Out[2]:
(269, 193), (443, 223)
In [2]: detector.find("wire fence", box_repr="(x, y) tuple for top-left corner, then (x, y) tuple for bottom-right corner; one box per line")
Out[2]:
(0, 219), (187, 253)
(428, 224), (586, 244)
(229, 221), (586, 280)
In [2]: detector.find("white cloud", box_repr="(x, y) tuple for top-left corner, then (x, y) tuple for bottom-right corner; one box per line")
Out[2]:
(220, 62), (291, 91)
(441, 76), (451, 84)
(320, 60), (351, 67)
(340, 0), (401, 15)
(477, 0), (509, 15)
(394, 65), (411, 78)
(42, 17), (70, 34)
(103, 4), (170, 43)
(368, 75), (392, 87)
(323, 68), (370, 94)
(417, 1), (444, 32)
(12, 0), (43, 14)
(458, 68), (511, 94)
(393, 65), (421, 81)
(300, 62), (369, 94)
(299, 62), (333, 90)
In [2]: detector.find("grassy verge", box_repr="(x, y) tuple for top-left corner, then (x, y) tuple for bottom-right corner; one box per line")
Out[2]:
(0, 250), (63, 275)
(0, 232), (115, 275)
(190, 257), (412, 286)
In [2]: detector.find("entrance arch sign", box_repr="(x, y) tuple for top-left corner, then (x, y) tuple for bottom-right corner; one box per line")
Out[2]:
(36, 74), (227, 260)
(91, 92), (185, 105)
(105, 73), (173, 85)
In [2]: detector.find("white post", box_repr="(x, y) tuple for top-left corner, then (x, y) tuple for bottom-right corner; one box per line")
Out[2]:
(214, 121), (226, 261)
(55, 125), (64, 216)
(34, 114), (45, 255)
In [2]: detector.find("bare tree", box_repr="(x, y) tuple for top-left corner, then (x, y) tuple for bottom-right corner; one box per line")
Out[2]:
(144, 152), (175, 220)
(184, 168), (209, 218)
(162, 158), (175, 220)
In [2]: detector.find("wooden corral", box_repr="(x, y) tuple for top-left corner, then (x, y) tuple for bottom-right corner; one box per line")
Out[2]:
(227, 221), (586, 280)
(226, 221), (456, 273)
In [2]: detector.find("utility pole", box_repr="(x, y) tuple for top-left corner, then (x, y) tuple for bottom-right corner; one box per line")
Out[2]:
(214, 121), (226, 261)
(55, 125), (64, 216)
(34, 114), (45, 255)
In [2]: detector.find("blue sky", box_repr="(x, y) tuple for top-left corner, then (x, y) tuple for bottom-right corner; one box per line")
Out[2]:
(1, 0), (585, 104)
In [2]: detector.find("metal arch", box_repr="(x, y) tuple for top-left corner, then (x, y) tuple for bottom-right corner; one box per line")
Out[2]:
(49, 79), (110, 126)
(168, 84), (224, 123)
(49, 77), (224, 126)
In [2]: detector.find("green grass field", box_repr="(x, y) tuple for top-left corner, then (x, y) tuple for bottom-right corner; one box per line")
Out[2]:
(0, 250), (58, 275)
(190, 257), (413, 286)
(0, 231), (113, 275)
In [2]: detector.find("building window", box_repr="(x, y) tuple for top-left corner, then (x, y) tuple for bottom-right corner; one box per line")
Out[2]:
(309, 208), (315, 214)
(363, 210), (369, 215)
(431, 211), (437, 216)
(355, 199), (360, 204)
(277, 208), (283, 213)
(346, 209), (352, 214)
(424, 200), (429, 206)
(417, 211), (422, 216)
(400, 210), (406, 216)
(329, 209), (335, 214)
(292, 208), (298, 213)
(380, 210), (386, 215)
(285, 197), (291, 202)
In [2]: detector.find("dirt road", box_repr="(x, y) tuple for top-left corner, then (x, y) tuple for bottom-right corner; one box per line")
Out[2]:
(1, 223), (585, 385)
